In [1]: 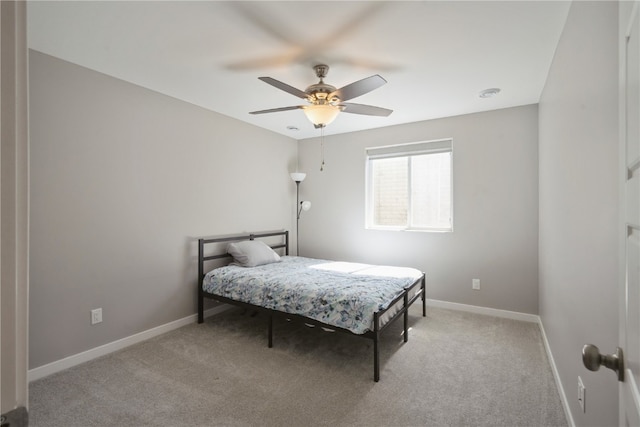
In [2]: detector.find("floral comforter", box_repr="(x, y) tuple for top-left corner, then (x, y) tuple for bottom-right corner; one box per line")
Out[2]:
(203, 256), (423, 334)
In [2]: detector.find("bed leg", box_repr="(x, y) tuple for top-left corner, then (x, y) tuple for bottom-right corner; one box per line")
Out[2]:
(403, 293), (409, 343)
(373, 311), (380, 382)
(268, 315), (273, 348)
(421, 274), (426, 317)
(198, 238), (205, 324)
(198, 290), (204, 324)
(374, 335), (380, 382)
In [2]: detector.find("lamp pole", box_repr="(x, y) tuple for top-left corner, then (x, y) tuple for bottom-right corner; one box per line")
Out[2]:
(290, 172), (306, 256)
(295, 179), (301, 256)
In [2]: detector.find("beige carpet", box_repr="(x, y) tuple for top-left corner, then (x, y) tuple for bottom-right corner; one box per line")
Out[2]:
(29, 305), (567, 426)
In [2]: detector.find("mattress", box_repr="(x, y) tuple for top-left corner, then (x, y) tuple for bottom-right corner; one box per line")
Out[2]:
(203, 256), (423, 334)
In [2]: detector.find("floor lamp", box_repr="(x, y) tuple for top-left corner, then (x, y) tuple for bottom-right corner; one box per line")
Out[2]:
(290, 172), (311, 256)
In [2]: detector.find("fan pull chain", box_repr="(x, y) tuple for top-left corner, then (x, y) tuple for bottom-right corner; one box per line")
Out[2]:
(320, 125), (325, 172)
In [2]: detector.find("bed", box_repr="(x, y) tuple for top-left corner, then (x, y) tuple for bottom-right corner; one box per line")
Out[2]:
(197, 230), (426, 381)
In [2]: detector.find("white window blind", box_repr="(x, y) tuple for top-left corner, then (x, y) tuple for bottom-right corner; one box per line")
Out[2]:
(366, 139), (453, 231)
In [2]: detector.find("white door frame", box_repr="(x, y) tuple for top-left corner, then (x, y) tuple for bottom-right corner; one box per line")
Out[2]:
(620, 1), (640, 425)
(0, 0), (30, 423)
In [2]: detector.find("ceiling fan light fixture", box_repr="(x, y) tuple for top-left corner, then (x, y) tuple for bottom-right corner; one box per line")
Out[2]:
(303, 104), (340, 127)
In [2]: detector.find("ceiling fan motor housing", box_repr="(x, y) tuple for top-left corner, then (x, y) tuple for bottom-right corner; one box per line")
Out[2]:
(306, 83), (337, 102)
(306, 64), (338, 103)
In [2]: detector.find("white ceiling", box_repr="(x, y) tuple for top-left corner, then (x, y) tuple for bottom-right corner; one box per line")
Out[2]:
(27, 1), (571, 140)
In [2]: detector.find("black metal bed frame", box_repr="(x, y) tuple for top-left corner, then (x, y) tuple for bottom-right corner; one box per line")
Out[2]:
(197, 230), (426, 382)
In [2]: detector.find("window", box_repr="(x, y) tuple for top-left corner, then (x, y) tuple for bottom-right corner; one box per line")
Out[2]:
(365, 139), (453, 231)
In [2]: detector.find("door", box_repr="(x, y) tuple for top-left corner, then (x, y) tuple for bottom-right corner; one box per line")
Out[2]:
(622, 1), (640, 425)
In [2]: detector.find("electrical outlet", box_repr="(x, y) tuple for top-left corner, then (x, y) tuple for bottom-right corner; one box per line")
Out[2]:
(472, 278), (480, 290)
(91, 308), (102, 325)
(578, 376), (586, 412)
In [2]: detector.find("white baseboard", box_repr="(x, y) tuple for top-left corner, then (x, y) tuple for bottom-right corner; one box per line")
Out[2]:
(427, 298), (573, 427)
(537, 318), (576, 427)
(28, 297), (572, 427)
(33, 300), (537, 382)
(426, 298), (540, 323)
(28, 305), (230, 382)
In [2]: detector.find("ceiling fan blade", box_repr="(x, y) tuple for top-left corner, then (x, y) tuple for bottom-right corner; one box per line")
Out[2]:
(340, 103), (393, 117)
(330, 75), (387, 102)
(249, 105), (304, 115)
(258, 77), (308, 99)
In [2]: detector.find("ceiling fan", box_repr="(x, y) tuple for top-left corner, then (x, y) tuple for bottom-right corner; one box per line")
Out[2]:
(249, 64), (392, 128)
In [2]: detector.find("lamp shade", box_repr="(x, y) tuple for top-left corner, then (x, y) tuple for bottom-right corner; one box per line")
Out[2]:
(290, 172), (306, 182)
(301, 200), (311, 211)
(303, 104), (340, 126)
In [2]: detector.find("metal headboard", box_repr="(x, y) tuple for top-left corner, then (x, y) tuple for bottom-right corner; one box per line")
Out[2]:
(197, 230), (289, 322)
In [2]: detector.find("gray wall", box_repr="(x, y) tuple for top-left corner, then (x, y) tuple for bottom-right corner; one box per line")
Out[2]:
(539, 1), (619, 426)
(28, 51), (298, 369)
(297, 105), (540, 314)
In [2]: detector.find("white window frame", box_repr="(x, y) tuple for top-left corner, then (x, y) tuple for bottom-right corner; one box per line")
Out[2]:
(365, 138), (453, 232)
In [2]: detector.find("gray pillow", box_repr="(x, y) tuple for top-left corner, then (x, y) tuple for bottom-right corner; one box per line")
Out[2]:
(227, 240), (281, 267)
